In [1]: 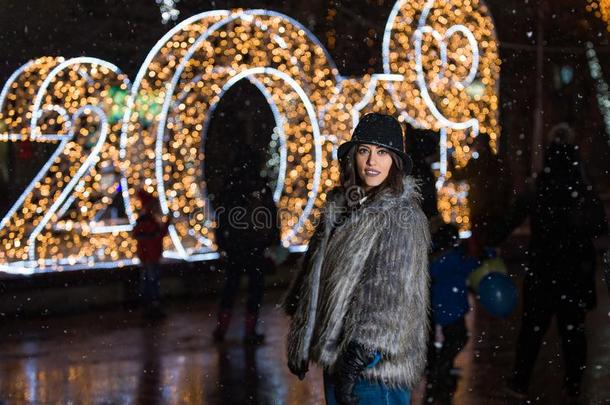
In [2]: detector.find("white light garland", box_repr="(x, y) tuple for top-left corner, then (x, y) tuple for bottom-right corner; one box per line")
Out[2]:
(0, 1), (500, 273)
(156, 0), (180, 25)
(586, 42), (610, 144)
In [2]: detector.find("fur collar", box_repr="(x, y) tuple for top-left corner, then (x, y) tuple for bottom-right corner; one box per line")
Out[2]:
(324, 175), (423, 224)
(285, 175), (430, 389)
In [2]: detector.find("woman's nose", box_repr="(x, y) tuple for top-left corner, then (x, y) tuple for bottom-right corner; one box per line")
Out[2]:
(367, 152), (376, 166)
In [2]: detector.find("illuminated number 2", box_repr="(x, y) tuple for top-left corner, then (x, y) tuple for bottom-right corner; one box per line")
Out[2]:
(0, 57), (133, 272)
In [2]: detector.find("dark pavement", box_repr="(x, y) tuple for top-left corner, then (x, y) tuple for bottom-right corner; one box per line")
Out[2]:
(0, 264), (609, 405)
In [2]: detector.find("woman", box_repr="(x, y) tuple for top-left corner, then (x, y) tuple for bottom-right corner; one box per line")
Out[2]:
(282, 113), (430, 405)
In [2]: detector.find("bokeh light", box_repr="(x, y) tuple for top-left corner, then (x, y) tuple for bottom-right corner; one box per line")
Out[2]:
(0, 1), (500, 272)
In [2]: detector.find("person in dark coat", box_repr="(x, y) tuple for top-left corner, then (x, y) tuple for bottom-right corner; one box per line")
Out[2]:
(211, 146), (280, 345)
(133, 189), (169, 319)
(495, 135), (608, 399)
(404, 126), (439, 220)
(454, 133), (509, 249)
(283, 113), (430, 405)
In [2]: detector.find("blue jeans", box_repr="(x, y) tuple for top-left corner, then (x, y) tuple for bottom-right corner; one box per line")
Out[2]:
(323, 372), (411, 405)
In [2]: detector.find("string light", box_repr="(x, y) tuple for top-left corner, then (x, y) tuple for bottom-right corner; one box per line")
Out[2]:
(121, 9), (339, 259)
(437, 180), (471, 238)
(156, 0), (181, 25)
(0, 58), (134, 271)
(587, 0), (610, 28)
(585, 42), (610, 144)
(383, 0), (500, 234)
(0, 1), (500, 273)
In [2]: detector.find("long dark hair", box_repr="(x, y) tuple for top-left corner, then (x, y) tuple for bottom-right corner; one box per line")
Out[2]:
(339, 143), (405, 207)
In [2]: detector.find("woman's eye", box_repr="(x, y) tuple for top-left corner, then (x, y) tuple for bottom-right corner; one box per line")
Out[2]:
(377, 149), (388, 155)
(357, 148), (368, 155)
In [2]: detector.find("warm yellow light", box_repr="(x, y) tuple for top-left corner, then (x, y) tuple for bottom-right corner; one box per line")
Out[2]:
(385, 0), (500, 234)
(588, 0), (610, 28)
(0, 3), (500, 270)
(0, 58), (134, 265)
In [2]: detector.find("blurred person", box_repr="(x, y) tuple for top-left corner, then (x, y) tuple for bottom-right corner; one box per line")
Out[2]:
(457, 133), (509, 250)
(405, 126), (440, 221)
(282, 113), (430, 405)
(492, 128), (608, 400)
(211, 145), (280, 345)
(133, 189), (169, 319)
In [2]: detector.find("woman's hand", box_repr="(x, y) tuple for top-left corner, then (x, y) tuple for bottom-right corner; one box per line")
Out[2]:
(333, 341), (378, 405)
(288, 358), (308, 380)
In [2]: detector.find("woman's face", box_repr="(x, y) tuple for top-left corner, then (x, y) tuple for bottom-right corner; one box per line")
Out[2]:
(355, 143), (393, 191)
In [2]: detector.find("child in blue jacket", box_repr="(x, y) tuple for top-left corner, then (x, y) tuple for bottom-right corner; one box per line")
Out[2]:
(426, 224), (481, 404)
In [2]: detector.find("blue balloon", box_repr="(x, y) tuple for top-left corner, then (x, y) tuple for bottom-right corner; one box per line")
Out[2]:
(478, 272), (518, 318)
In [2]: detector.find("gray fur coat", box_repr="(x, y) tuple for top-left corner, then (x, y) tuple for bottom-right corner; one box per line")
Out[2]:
(283, 175), (431, 389)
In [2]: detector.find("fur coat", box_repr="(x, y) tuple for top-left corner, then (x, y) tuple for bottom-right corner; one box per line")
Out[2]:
(283, 175), (431, 389)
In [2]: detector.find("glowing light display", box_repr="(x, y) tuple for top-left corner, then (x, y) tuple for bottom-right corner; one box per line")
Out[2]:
(587, 0), (610, 28)
(383, 0), (499, 236)
(0, 57), (134, 273)
(0, 1), (499, 273)
(586, 4), (610, 143)
(157, 0), (181, 25)
(120, 10), (339, 260)
(586, 45), (610, 145)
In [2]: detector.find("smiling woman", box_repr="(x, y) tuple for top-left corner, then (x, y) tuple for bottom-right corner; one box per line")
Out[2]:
(283, 113), (430, 405)
(355, 144), (394, 192)
(337, 113), (413, 205)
